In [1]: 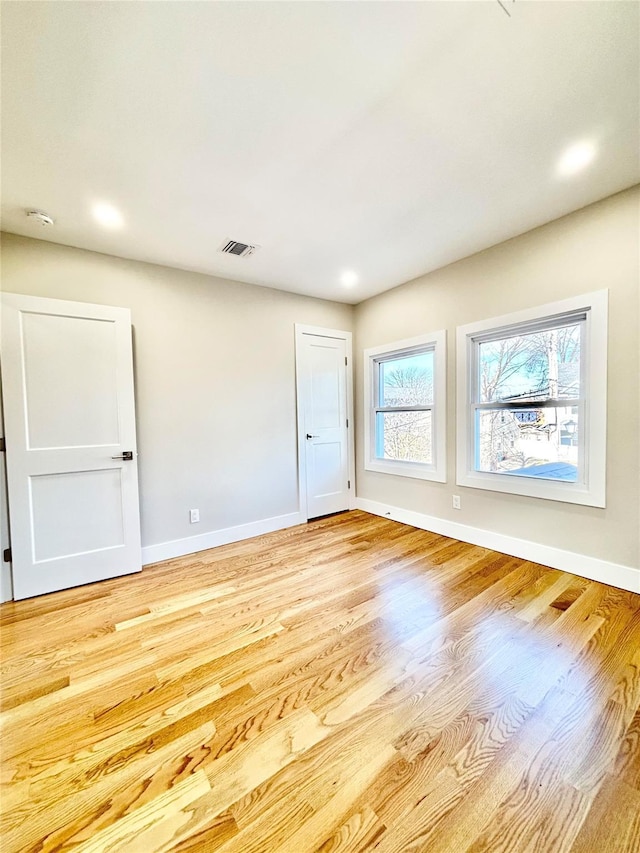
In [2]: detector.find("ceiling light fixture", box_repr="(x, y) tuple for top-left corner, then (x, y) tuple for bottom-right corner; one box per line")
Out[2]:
(340, 270), (359, 288)
(26, 209), (54, 227)
(556, 141), (597, 178)
(92, 201), (124, 229)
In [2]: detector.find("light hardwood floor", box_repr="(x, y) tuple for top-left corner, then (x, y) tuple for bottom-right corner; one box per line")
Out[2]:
(1, 510), (639, 852)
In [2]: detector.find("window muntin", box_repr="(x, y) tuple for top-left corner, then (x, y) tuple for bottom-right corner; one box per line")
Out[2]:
(365, 331), (446, 482)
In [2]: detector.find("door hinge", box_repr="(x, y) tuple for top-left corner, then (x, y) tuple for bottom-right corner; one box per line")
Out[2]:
(345, 357), (348, 366)
(0, 437), (5, 452)
(346, 418), (349, 428)
(3, 548), (11, 563)
(348, 480), (351, 489)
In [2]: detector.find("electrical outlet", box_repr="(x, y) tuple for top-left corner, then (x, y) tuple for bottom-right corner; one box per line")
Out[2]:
(190, 508), (200, 524)
(452, 495), (461, 510)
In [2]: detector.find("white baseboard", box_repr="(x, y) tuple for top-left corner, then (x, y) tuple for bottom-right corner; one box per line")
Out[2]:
(356, 497), (640, 595)
(141, 511), (304, 566)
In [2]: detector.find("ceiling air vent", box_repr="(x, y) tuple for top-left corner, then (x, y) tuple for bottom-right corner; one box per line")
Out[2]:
(219, 239), (259, 258)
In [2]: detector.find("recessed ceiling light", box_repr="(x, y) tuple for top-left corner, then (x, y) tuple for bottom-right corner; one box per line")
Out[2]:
(556, 141), (597, 178)
(340, 270), (359, 288)
(92, 202), (124, 229)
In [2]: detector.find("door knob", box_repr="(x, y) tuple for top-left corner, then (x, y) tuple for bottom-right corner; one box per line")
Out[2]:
(306, 433), (319, 440)
(112, 451), (134, 460)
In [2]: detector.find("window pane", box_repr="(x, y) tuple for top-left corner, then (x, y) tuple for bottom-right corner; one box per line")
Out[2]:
(380, 351), (433, 407)
(475, 405), (579, 482)
(376, 410), (433, 464)
(478, 323), (581, 403)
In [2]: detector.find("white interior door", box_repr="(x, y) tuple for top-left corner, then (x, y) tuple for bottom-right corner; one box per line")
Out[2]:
(297, 329), (351, 519)
(1, 293), (142, 600)
(0, 381), (13, 603)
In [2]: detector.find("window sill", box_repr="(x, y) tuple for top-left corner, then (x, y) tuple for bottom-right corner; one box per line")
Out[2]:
(456, 468), (605, 507)
(365, 458), (446, 483)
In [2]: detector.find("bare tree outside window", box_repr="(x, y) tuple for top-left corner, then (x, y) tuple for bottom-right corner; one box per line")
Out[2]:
(366, 331), (447, 483)
(376, 352), (434, 464)
(476, 322), (581, 480)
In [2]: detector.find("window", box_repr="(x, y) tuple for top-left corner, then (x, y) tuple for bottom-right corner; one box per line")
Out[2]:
(456, 290), (608, 506)
(364, 331), (446, 481)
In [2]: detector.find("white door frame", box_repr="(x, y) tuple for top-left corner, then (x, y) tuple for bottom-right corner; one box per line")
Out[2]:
(295, 324), (355, 521)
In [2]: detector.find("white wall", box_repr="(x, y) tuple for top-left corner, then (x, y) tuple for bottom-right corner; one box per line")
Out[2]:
(0, 234), (353, 557)
(355, 186), (640, 574)
(2, 186), (638, 594)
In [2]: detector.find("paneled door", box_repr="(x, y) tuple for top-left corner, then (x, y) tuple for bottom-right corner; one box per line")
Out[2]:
(296, 327), (352, 519)
(1, 293), (142, 600)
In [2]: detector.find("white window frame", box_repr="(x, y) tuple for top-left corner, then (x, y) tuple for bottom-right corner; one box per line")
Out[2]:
(456, 290), (608, 507)
(364, 331), (446, 482)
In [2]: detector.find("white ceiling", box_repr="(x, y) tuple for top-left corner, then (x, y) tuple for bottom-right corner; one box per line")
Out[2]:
(1, 2), (638, 304)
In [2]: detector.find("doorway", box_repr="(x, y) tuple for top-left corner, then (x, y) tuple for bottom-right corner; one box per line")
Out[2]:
(295, 325), (355, 520)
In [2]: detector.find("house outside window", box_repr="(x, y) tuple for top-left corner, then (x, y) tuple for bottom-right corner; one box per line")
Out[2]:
(456, 290), (608, 506)
(364, 331), (446, 482)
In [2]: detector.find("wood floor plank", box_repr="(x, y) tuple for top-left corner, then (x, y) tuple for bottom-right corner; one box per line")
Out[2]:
(569, 775), (640, 853)
(270, 747), (396, 853)
(73, 770), (212, 853)
(315, 805), (386, 853)
(614, 708), (640, 790)
(0, 720), (217, 852)
(0, 670), (71, 711)
(1, 510), (638, 853)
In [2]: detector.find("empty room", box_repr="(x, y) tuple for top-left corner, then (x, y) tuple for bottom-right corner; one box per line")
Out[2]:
(0, 2), (639, 852)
